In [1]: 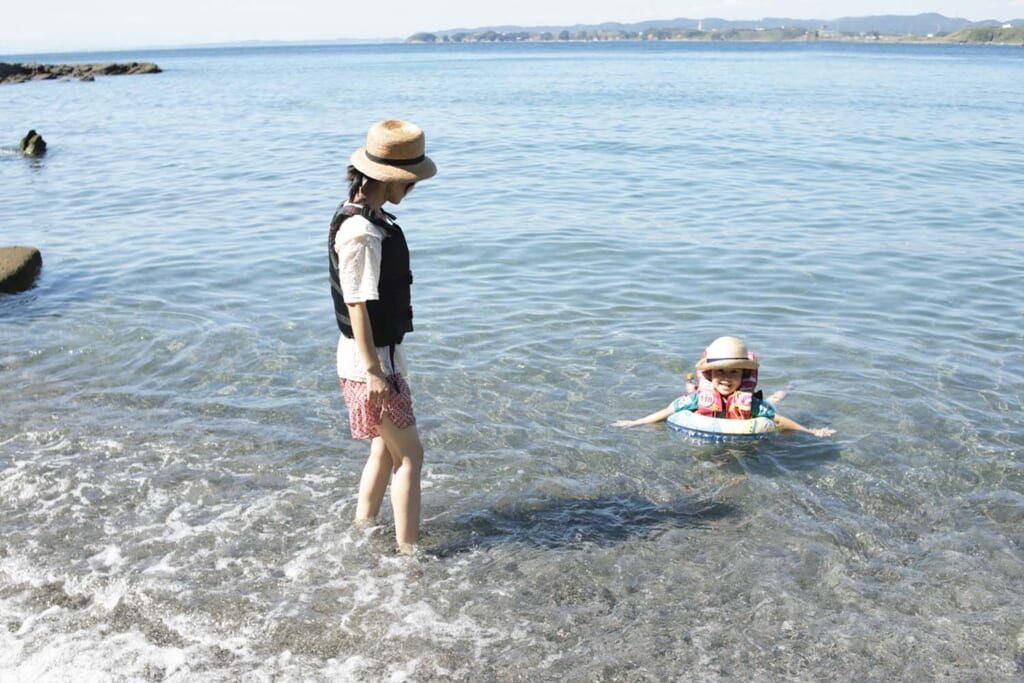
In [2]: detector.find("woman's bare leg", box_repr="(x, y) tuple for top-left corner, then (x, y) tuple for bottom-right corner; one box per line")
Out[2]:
(378, 417), (424, 552)
(356, 436), (392, 522)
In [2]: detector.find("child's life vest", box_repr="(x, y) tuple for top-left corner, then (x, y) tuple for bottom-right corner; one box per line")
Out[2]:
(694, 352), (761, 420)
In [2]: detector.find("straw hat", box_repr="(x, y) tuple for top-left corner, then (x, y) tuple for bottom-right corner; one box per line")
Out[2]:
(696, 336), (759, 371)
(350, 119), (437, 183)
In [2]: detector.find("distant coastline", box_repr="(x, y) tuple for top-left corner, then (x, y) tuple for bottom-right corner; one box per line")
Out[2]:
(407, 25), (1024, 45)
(406, 13), (1024, 46)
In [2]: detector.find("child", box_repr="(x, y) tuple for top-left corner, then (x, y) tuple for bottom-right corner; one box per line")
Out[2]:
(613, 336), (835, 437)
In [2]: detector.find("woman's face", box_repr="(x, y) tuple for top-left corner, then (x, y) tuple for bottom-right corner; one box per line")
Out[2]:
(386, 181), (416, 205)
(710, 368), (744, 396)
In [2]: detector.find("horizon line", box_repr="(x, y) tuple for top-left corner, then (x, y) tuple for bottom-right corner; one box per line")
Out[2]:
(4, 11), (1021, 57)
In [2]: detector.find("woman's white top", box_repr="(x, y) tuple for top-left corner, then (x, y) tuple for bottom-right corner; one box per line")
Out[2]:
(333, 206), (408, 381)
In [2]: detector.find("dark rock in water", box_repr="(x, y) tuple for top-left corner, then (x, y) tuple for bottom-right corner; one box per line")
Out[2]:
(19, 130), (46, 157)
(0, 62), (27, 82)
(0, 246), (43, 294)
(90, 61), (162, 76)
(0, 61), (162, 85)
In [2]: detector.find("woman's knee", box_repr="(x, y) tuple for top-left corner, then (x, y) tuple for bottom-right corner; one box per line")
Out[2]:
(387, 440), (422, 473)
(404, 446), (423, 470)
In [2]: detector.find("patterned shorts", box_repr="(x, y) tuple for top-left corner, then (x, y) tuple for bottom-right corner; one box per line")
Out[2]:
(340, 373), (416, 440)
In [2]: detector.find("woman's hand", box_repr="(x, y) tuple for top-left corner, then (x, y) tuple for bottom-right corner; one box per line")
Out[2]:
(366, 367), (393, 413)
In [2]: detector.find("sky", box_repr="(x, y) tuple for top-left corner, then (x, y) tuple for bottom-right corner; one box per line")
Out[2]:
(3, 1), (1023, 55)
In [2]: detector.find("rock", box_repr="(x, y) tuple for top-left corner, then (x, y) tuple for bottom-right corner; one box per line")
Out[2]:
(19, 130), (46, 157)
(92, 62), (123, 75)
(0, 246), (43, 294)
(129, 62), (161, 75)
(0, 62), (28, 82)
(1, 61), (161, 85)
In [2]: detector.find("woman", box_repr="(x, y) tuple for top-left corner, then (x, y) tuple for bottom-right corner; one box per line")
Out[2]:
(328, 119), (436, 553)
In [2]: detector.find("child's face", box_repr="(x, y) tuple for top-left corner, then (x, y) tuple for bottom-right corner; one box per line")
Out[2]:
(710, 368), (744, 396)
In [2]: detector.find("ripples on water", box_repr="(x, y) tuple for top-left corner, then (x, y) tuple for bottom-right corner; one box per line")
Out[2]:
(1, 41), (1023, 679)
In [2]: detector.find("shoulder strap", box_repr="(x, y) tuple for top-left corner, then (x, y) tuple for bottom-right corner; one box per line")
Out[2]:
(330, 202), (366, 230)
(331, 202), (400, 233)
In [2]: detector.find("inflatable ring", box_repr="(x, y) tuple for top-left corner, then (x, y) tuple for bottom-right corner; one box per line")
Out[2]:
(666, 410), (776, 442)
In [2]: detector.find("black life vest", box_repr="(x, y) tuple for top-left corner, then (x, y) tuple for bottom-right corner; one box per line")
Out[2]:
(328, 202), (413, 347)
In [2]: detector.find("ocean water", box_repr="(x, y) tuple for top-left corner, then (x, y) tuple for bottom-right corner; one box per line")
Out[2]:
(1, 40), (1022, 680)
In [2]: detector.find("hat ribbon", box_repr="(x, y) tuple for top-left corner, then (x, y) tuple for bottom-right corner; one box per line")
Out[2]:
(365, 150), (425, 167)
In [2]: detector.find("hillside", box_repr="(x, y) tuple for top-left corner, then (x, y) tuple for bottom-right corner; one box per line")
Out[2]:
(408, 12), (1024, 43)
(942, 25), (1024, 43)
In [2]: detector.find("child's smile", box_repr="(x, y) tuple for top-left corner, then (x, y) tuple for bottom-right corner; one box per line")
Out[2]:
(710, 368), (744, 396)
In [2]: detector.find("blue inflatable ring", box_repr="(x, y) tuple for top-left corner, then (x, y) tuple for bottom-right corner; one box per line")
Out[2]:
(665, 410), (777, 442)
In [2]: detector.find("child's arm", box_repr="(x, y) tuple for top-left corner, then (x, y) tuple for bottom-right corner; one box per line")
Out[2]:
(613, 403), (676, 428)
(773, 413), (835, 438)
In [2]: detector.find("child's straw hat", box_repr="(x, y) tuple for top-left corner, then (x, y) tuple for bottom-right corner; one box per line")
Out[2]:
(696, 336), (760, 371)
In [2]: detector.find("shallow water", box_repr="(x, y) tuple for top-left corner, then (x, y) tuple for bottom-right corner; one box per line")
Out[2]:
(1, 41), (1023, 680)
